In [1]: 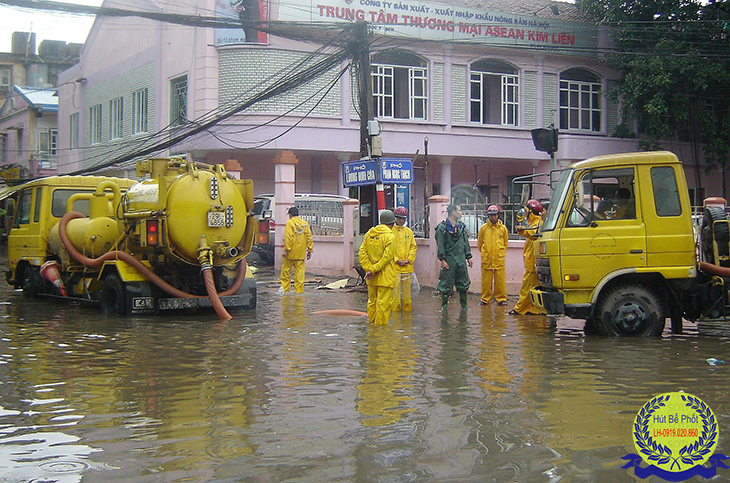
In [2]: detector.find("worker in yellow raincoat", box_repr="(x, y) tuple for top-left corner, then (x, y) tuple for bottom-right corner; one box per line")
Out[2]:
(391, 206), (418, 312)
(510, 199), (545, 315)
(477, 204), (509, 306)
(280, 206), (313, 294)
(359, 210), (397, 325)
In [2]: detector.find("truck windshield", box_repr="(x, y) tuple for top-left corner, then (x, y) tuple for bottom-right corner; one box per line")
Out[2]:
(542, 169), (572, 232)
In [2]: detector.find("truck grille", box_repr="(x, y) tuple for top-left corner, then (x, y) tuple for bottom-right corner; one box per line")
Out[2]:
(535, 257), (553, 287)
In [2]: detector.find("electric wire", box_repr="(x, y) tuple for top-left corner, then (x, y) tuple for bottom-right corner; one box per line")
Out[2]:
(3, 0), (730, 177)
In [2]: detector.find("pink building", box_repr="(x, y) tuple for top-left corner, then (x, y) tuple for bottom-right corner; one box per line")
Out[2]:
(0, 86), (59, 180)
(54, 0), (730, 288)
(57, 0), (727, 203)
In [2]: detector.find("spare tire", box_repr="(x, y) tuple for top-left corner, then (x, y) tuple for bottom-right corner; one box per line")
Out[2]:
(701, 206), (730, 266)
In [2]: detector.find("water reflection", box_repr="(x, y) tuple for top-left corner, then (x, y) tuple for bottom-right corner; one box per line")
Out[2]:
(0, 278), (729, 482)
(356, 318), (415, 427)
(0, 429), (101, 483)
(280, 295), (312, 386)
(475, 305), (513, 396)
(0, 306), (264, 481)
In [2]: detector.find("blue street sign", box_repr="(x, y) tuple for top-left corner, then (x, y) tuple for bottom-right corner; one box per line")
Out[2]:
(379, 158), (413, 184)
(342, 159), (378, 187)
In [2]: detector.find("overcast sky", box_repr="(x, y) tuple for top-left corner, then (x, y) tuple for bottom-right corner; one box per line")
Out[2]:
(0, 0), (102, 54)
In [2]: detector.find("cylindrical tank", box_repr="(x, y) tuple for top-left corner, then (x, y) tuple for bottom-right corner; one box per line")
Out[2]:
(124, 170), (247, 265)
(49, 216), (120, 260)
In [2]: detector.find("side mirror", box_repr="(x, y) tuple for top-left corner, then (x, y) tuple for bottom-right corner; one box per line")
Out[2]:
(262, 209), (273, 219)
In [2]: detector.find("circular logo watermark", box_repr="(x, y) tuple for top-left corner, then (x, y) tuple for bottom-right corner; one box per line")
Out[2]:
(622, 392), (728, 481)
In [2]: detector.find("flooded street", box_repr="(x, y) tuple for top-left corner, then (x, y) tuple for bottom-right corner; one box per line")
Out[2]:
(1, 266), (729, 482)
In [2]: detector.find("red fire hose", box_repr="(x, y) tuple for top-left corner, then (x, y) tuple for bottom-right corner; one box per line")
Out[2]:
(59, 211), (247, 320)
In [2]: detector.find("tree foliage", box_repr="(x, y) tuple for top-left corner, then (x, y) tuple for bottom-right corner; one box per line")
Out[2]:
(576, 0), (730, 167)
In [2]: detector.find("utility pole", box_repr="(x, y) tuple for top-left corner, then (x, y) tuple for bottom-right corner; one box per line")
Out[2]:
(354, 21), (372, 159)
(423, 137), (430, 237)
(350, 22), (381, 232)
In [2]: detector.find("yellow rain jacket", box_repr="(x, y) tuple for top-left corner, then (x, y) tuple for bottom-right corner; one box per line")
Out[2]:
(392, 224), (417, 274)
(359, 224), (397, 287)
(521, 212), (542, 272)
(284, 216), (313, 260)
(477, 220), (508, 269)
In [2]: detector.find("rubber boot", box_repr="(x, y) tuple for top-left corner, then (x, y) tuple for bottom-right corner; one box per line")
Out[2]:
(459, 291), (469, 311)
(440, 292), (449, 311)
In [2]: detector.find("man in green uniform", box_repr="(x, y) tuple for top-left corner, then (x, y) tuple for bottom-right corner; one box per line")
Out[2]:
(435, 203), (474, 311)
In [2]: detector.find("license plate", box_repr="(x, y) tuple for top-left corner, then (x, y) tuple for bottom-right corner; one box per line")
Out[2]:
(208, 211), (226, 227)
(132, 297), (154, 310)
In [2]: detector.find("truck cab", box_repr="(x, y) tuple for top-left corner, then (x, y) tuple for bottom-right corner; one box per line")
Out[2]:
(531, 151), (696, 336)
(6, 176), (137, 292)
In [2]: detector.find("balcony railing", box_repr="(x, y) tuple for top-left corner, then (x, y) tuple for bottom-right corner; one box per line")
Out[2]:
(31, 152), (57, 171)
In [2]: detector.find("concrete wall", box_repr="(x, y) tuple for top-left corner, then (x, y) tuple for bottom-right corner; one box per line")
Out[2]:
(306, 234), (526, 295)
(304, 195), (527, 296)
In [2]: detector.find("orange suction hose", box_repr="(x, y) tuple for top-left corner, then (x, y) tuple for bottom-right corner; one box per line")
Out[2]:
(203, 268), (232, 320)
(312, 309), (368, 317)
(700, 261), (730, 277)
(60, 212), (245, 318)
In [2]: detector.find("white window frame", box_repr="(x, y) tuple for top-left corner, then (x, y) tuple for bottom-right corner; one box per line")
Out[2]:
(90, 104), (103, 145)
(37, 128), (57, 169)
(109, 97), (123, 140)
(132, 88), (148, 135)
(469, 70), (519, 126)
(371, 62), (427, 121)
(409, 68), (427, 120)
(560, 78), (602, 132)
(0, 66), (10, 90)
(372, 65), (393, 118)
(502, 76), (519, 126)
(69, 113), (79, 150)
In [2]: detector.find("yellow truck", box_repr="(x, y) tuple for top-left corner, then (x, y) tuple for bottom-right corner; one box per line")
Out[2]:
(530, 151), (730, 336)
(5, 157), (257, 318)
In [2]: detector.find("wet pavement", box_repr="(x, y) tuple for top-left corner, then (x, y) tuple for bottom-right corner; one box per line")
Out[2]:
(0, 262), (729, 482)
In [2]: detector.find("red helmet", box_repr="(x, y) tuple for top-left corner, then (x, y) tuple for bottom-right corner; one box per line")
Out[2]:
(486, 204), (500, 215)
(526, 199), (544, 214)
(393, 206), (409, 218)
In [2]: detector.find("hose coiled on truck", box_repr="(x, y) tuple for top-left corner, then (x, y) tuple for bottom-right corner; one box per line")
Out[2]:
(59, 211), (247, 320)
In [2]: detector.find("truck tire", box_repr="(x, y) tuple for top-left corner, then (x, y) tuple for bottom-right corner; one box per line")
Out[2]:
(100, 273), (127, 316)
(701, 207), (730, 266)
(596, 284), (665, 336)
(21, 266), (41, 299)
(583, 317), (600, 335)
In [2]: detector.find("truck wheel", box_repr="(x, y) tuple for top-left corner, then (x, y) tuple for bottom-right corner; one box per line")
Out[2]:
(596, 284), (665, 336)
(21, 266), (41, 298)
(100, 273), (127, 316)
(583, 317), (600, 335)
(701, 207), (729, 266)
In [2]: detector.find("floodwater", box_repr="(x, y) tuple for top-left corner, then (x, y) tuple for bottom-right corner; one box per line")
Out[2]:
(1, 267), (729, 483)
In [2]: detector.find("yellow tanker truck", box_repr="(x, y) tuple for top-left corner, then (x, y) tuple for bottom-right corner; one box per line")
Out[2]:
(5, 157), (257, 319)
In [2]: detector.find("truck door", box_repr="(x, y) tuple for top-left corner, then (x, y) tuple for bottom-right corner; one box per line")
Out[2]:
(559, 167), (646, 291)
(642, 165), (695, 269)
(8, 187), (44, 272)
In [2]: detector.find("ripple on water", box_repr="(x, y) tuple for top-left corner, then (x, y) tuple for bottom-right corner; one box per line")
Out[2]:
(0, 431), (109, 482)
